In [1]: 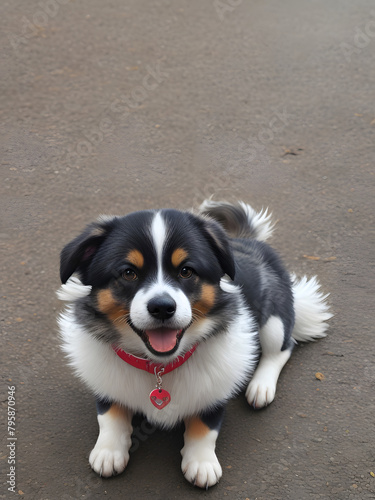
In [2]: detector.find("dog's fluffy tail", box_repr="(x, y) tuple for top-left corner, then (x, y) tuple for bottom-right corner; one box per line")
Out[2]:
(199, 199), (274, 242)
(291, 275), (333, 342)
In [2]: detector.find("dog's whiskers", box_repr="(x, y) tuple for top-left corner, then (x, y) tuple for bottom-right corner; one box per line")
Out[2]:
(113, 313), (131, 326)
(191, 308), (205, 321)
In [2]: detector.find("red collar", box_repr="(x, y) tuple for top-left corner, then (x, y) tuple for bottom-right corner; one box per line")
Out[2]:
(112, 344), (198, 375)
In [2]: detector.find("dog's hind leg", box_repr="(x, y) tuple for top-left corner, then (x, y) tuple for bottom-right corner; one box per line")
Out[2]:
(246, 315), (293, 409)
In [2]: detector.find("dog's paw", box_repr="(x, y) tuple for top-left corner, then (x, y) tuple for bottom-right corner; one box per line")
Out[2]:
(246, 378), (276, 409)
(89, 441), (129, 477)
(181, 450), (222, 488)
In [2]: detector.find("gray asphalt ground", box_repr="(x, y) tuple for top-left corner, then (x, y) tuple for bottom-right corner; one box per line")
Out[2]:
(1, 1), (375, 499)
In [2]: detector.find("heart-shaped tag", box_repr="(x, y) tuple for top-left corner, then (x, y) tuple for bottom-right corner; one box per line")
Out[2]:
(149, 388), (171, 410)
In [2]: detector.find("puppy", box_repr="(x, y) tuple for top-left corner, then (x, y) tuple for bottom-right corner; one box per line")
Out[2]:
(57, 200), (331, 488)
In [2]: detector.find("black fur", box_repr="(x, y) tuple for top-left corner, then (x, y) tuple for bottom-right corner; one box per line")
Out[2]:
(60, 209), (239, 353)
(231, 238), (295, 350)
(60, 209), (294, 351)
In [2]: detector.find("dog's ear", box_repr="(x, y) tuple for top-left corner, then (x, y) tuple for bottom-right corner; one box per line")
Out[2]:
(198, 216), (236, 280)
(60, 217), (116, 284)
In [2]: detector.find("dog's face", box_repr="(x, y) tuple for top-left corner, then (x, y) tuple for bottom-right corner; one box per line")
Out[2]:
(60, 209), (236, 361)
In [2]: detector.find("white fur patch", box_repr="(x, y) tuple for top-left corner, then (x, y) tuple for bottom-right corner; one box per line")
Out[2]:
(291, 275), (333, 342)
(238, 201), (274, 242)
(151, 211), (166, 277)
(246, 349), (291, 408)
(199, 199), (274, 242)
(219, 277), (241, 294)
(258, 315), (285, 352)
(246, 315), (292, 408)
(181, 429), (222, 488)
(89, 408), (133, 477)
(58, 295), (258, 429)
(56, 277), (91, 301)
(130, 283), (192, 334)
(129, 210), (193, 340)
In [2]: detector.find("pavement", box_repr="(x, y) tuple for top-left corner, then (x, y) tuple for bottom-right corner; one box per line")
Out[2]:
(1, 0), (375, 499)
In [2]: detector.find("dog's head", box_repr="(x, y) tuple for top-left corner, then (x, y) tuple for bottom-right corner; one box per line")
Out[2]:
(60, 209), (236, 362)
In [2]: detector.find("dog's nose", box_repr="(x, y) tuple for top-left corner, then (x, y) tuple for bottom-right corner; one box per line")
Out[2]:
(147, 295), (176, 320)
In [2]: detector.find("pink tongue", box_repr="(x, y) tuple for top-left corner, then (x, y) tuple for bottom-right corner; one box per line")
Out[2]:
(146, 328), (180, 353)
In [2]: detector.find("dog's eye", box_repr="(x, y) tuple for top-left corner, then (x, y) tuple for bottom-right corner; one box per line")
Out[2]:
(122, 269), (138, 281)
(179, 266), (193, 279)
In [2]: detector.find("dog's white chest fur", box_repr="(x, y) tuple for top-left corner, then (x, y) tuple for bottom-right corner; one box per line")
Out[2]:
(59, 304), (257, 428)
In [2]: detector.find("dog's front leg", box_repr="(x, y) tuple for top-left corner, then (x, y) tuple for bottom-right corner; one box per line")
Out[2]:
(181, 406), (224, 489)
(89, 399), (133, 477)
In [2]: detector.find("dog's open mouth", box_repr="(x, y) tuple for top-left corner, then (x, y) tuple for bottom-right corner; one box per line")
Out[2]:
(145, 327), (183, 354)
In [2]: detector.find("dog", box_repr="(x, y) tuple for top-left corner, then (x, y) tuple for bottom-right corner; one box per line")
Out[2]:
(57, 200), (332, 489)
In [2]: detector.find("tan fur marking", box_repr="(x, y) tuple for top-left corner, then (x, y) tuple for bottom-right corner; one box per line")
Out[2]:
(193, 284), (216, 316)
(107, 403), (130, 420)
(185, 417), (210, 439)
(171, 248), (188, 268)
(126, 249), (144, 269)
(97, 289), (129, 324)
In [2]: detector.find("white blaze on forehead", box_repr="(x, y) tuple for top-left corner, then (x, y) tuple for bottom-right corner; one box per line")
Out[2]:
(130, 210), (192, 335)
(151, 211), (167, 280)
